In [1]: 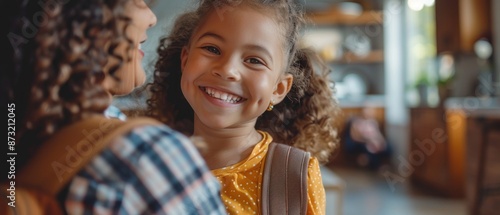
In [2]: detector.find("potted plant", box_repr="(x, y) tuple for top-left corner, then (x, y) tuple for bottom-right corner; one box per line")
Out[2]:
(414, 72), (431, 107)
(436, 54), (456, 106)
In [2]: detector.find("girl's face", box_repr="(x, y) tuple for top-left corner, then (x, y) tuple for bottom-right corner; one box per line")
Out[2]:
(104, 0), (157, 95)
(181, 4), (293, 130)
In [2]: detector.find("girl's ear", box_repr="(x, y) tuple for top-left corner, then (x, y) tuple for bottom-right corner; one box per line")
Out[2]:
(181, 46), (189, 72)
(272, 73), (293, 104)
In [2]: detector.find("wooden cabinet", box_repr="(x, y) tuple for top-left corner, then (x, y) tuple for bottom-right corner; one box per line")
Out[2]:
(410, 108), (450, 195)
(409, 108), (465, 197)
(435, 0), (492, 53)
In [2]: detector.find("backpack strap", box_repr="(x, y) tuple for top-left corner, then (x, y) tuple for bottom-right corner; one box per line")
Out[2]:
(17, 116), (162, 196)
(261, 142), (310, 215)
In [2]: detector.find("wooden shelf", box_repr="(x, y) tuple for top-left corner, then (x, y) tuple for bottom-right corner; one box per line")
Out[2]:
(307, 10), (383, 25)
(329, 50), (384, 64)
(435, 0), (491, 53)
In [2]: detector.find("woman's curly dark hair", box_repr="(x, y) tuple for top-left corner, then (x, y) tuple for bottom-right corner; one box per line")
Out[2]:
(147, 0), (340, 163)
(5, 0), (134, 163)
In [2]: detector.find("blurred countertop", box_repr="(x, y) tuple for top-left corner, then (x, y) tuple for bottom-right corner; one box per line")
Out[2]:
(338, 95), (385, 108)
(445, 97), (500, 118)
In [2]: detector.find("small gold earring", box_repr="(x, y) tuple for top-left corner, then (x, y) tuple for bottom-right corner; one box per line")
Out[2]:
(267, 101), (274, 111)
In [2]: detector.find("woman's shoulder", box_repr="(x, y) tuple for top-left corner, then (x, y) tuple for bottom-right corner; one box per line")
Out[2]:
(111, 123), (187, 145)
(67, 123), (225, 215)
(105, 123), (205, 165)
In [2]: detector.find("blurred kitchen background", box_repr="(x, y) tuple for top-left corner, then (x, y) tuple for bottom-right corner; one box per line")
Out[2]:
(115, 0), (500, 214)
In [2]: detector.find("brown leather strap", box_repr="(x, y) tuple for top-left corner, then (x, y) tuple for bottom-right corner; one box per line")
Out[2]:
(1, 187), (64, 215)
(17, 116), (162, 196)
(261, 143), (310, 215)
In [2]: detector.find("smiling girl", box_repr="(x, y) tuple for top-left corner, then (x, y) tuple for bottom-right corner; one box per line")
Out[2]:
(148, 0), (340, 214)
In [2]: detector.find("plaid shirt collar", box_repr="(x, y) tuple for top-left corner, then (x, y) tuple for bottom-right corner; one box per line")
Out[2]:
(104, 105), (127, 121)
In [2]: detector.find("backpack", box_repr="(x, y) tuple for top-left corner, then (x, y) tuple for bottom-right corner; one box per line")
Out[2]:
(261, 143), (311, 215)
(1, 116), (161, 215)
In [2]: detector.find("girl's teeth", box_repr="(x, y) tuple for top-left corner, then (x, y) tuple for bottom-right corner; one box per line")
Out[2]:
(203, 87), (242, 103)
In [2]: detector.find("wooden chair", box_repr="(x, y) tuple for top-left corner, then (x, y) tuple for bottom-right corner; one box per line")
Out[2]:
(471, 117), (500, 215)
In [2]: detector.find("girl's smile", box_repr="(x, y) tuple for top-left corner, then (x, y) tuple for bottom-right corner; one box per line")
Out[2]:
(180, 4), (292, 130)
(200, 86), (246, 104)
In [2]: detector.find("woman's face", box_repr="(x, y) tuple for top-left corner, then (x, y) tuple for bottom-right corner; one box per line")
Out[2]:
(104, 0), (157, 95)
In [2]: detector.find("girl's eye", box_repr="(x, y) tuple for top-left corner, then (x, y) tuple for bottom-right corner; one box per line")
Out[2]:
(202, 46), (220, 55)
(246, 58), (264, 65)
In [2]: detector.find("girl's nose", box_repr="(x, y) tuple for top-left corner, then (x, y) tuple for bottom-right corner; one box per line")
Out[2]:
(212, 59), (241, 81)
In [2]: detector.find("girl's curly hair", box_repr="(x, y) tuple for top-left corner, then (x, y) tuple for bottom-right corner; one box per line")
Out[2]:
(6, 0), (134, 162)
(147, 0), (340, 163)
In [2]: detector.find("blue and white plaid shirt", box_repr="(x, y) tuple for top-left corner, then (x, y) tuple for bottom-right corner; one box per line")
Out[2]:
(104, 105), (128, 121)
(64, 124), (226, 214)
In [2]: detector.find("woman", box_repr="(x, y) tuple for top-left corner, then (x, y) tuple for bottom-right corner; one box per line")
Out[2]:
(4, 0), (225, 214)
